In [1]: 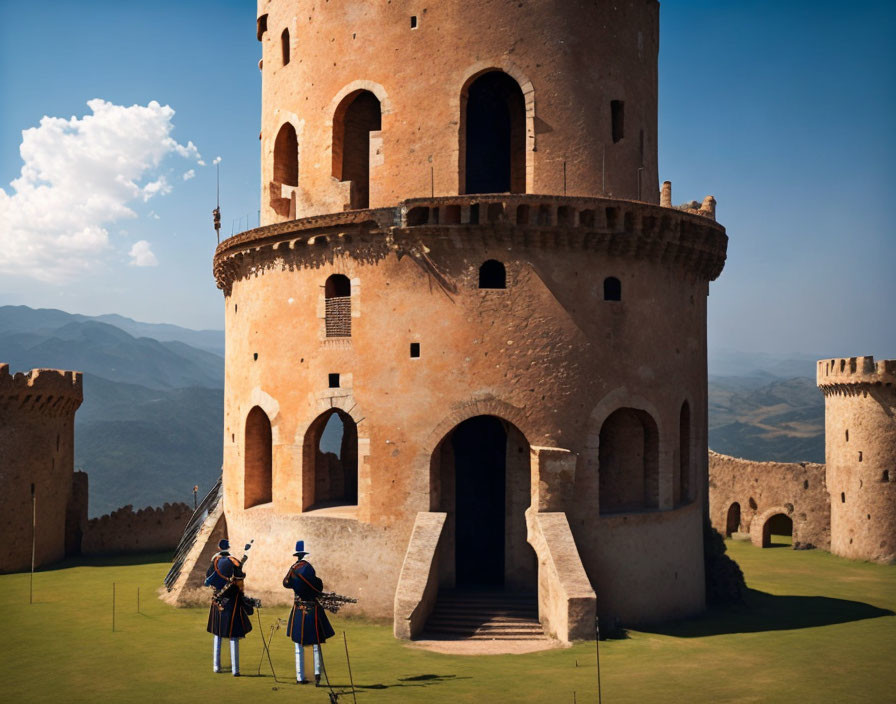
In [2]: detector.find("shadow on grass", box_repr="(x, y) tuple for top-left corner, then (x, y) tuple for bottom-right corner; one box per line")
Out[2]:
(321, 674), (469, 690)
(35, 551), (174, 572)
(640, 588), (894, 638)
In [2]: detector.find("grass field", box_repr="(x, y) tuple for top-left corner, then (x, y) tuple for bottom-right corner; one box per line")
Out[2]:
(2, 539), (894, 703)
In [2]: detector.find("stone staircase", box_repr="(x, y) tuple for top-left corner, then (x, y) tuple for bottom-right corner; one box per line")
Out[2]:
(422, 590), (545, 641)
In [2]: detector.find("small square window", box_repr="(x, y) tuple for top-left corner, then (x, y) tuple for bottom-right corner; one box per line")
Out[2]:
(328, 373), (340, 388)
(410, 343), (421, 358)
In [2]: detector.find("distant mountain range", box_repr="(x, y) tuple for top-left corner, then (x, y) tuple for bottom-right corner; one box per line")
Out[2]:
(0, 305), (828, 515)
(0, 306), (224, 516)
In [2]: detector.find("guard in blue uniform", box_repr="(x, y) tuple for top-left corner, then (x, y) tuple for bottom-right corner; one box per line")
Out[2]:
(205, 539), (253, 675)
(283, 541), (335, 685)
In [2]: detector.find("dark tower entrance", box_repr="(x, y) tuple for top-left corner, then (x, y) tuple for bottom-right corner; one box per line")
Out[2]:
(452, 415), (507, 586)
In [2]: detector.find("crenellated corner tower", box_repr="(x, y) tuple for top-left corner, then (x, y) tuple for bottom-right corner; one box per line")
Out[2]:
(817, 357), (896, 563)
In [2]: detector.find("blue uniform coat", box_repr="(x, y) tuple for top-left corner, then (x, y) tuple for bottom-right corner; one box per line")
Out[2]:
(205, 553), (253, 639)
(283, 560), (335, 645)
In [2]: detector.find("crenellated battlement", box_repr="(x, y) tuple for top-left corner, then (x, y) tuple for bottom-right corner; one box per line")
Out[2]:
(0, 363), (83, 416)
(817, 357), (896, 395)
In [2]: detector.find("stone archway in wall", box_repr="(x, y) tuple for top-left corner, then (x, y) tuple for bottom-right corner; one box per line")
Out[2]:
(725, 502), (741, 537)
(751, 506), (795, 548)
(429, 414), (535, 591)
(301, 409), (358, 510)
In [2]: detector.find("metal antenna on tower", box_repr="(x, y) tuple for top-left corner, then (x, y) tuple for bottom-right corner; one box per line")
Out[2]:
(212, 162), (221, 243)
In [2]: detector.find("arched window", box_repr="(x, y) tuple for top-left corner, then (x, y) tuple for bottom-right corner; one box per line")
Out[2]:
(244, 407), (272, 508)
(302, 409), (358, 510)
(478, 260), (506, 289)
(332, 90), (382, 209)
(281, 28), (290, 66)
(270, 123), (298, 217)
(462, 71), (526, 194)
(678, 401), (691, 505)
(325, 274), (351, 338)
(598, 408), (659, 513)
(603, 277), (621, 301)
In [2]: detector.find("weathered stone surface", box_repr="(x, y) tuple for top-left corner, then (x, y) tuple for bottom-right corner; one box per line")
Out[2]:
(818, 357), (896, 564)
(393, 512), (447, 639)
(0, 364), (83, 573)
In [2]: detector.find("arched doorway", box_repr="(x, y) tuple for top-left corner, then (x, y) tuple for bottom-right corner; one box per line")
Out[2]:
(762, 513), (793, 548)
(725, 502), (741, 537)
(302, 409), (358, 510)
(332, 90), (382, 209)
(430, 415), (534, 590)
(461, 71), (526, 194)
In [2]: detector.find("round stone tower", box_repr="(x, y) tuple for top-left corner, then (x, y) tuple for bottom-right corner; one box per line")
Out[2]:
(210, 0), (727, 639)
(0, 364), (84, 572)
(817, 357), (896, 564)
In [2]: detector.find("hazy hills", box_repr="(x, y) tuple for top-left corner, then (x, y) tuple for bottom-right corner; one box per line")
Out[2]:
(0, 305), (828, 515)
(0, 306), (224, 516)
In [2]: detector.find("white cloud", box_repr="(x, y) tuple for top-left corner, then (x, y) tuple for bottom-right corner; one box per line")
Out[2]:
(182, 169), (195, 181)
(212, 156), (222, 165)
(128, 240), (158, 267)
(0, 99), (201, 281)
(197, 160), (206, 167)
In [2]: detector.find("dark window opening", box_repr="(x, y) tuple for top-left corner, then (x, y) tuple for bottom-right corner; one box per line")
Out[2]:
(332, 90), (382, 209)
(253, 352), (258, 361)
(748, 497), (757, 510)
(325, 274), (352, 338)
(479, 259), (506, 289)
(273, 124), (298, 186)
(303, 409), (358, 509)
(603, 276), (621, 301)
(281, 28), (290, 66)
(410, 15), (418, 28)
(328, 373), (340, 388)
(803, 480), (809, 489)
(599, 407), (659, 513)
(605, 207), (618, 230)
(858, 451), (863, 462)
(845, 429), (849, 442)
(256, 14), (268, 41)
(882, 470), (890, 482)
(611, 100), (624, 143)
(463, 71), (526, 194)
(725, 502), (741, 537)
(841, 492), (846, 503)
(410, 342), (421, 358)
(244, 407), (273, 508)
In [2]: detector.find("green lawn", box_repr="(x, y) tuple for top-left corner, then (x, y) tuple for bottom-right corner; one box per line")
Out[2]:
(2, 541), (894, 703)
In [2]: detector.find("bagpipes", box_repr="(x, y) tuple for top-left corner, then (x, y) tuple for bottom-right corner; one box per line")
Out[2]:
(296, 592), (358, 614)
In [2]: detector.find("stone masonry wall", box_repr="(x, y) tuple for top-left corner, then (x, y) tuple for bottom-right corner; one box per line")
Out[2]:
(82, 503), (192, 556)
(708, 451), (830, 550)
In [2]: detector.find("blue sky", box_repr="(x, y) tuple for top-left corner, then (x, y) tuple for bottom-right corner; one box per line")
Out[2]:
(1, 0), (893, 360)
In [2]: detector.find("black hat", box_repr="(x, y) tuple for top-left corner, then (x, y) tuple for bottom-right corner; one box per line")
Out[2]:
(218, 539), (230, 551)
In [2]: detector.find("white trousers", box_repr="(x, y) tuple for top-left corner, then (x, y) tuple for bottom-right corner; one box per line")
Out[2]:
(295, 643), (321, 681)
(213, 635), (240, 675)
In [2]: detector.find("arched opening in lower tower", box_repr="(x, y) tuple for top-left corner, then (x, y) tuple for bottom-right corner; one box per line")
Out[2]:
(461, 71), (526, 195)
(598, 408), (659, 514)
(244, 406), (272, 508)
(302, 409), (358, 510)
(332, 90), (382, 209)
(430, 415), (534, 590)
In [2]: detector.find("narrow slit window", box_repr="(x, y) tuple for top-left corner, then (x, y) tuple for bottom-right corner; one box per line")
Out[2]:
(328, 373), (340, 389)
(410, 16), (418, 28)
(281, 28), (290, 66)
(611, 100), (624, 143)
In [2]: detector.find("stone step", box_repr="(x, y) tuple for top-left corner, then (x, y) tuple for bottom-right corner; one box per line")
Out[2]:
(424, 590), (544, 641)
